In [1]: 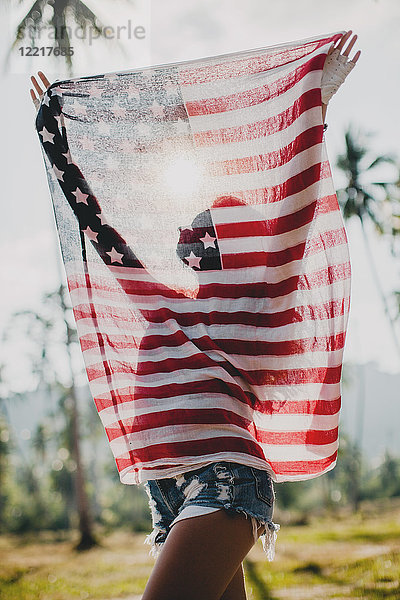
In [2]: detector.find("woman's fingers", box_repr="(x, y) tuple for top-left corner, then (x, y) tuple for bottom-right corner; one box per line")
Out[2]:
(38, 71), (51, 88)
(29, 71), (51, 109)
(351, 49), (361, 65)
(327, 30), (351, 56)
(328, 31), (360, 63)
(30, 74), (43, 97)
(343, 34), (357, 57)
(29, 81), (40, 109)
(335, 30), (352, 52)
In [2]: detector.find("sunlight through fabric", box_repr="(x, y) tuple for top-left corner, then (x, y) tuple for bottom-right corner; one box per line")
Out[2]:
(36, 31), (350, 485)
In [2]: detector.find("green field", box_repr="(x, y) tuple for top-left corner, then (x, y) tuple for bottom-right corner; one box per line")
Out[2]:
(1, 498), (400, 600)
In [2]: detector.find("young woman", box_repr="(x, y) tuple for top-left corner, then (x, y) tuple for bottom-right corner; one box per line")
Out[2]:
(30, 30), (360, 600)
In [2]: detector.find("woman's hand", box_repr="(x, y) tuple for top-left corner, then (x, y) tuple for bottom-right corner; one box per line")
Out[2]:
(29, 71), (51, 111)
(322, 30), (361, 121)
(327, 30), (361, 64)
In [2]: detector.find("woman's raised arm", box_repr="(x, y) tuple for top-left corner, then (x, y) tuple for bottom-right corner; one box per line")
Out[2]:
(30, 71), (51, 110)
(321, 30), (361, 122)
(30, 71), (186, 304)
(30, 71), (145, 271)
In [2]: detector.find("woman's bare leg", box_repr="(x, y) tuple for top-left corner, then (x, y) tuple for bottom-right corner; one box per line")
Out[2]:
(219, 563), (246, 600)
(141, 509), (257, 600)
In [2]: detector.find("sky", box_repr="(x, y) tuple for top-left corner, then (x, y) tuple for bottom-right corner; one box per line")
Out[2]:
(0, 0), (400, 394)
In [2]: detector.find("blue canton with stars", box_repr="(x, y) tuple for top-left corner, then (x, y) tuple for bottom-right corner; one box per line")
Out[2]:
(36, 69), (222, 273)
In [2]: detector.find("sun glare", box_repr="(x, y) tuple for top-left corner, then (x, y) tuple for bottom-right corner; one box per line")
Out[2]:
(163, 156), (204, 197)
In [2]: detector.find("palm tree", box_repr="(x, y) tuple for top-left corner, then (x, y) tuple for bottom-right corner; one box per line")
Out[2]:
(53, 283), (97, 550)
(5, 286), (98, 549)
(390, 168), (400, 315)
(336, 125), (400, 358)
(0, 395), (11, 532)
(336, 127), (399, 512)
(4, 0), (134, 73)
(35, 284), (97, 549)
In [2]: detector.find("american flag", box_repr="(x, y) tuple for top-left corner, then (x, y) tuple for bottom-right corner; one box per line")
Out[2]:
(36, 31), (350, 484)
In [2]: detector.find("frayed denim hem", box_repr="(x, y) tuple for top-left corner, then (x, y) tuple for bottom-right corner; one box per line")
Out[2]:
(221, 504), (280, 562)
(143, 526), (165, 559)
(144, 506), (280, 562)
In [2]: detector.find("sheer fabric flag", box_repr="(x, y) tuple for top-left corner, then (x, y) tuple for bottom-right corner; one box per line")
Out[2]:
(36, 31), (351, 484)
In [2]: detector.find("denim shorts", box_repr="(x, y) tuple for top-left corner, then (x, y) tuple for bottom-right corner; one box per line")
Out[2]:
(143, 461), (280, 561)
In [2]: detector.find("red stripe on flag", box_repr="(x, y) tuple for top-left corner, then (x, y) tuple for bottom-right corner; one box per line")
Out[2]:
(185, 55), (325, 117)
(193, 89), (321, 147)
(268, 450), (338, 476)
(142, 300), (347, 330)
(208, 126), (322, 177)
(223, 227), (346, 269)
(106, 408), (252, 439)
(95, 391), (341, 417)
(216, 196), (318, 238)
(115, 436), (267, 465)
(86, 354), (342, 386)
(70, 260), (350, 308)
(178, 36), (341, 85)
(99, 378), (255, 407)
(196, 264), (351, 300)
(249, 426), (339, 445)
(233, 161), (332, 206)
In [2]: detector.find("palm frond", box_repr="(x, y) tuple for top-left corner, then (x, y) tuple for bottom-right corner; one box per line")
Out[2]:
(372, 181), (394, 189)
(366, 155), (397, 170)
(67, 0), (102, 31)
(5, 0), (134, 72)
(10, 0), (49, 50)
(336, 126), (400, 235)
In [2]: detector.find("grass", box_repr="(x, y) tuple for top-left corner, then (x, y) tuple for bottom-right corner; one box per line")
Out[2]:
(1, 497), (400, 600)
(244, 497), (400, 599)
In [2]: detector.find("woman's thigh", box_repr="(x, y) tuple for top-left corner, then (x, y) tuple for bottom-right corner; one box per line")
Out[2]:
(220, 562), (246, 600)
(141, 508), (257, 600)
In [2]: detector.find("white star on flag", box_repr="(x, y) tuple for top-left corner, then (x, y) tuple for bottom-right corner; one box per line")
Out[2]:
(113, 107), (127, 118)
(136, 213), (153, 228)
(186, 252), (202, 269)
(51, 87), (63, 98)
(42, 93), (51, 107)
(53, 165), (64, 181)
(97, 212), (108, 226)
(54, 114), (64, 128)
(164, 83), (177, 96)
(134, 122), (150, 137)
(199, 232), (216, 249)
(119, 139), (134, 153)
(107, 247), (124, 264)
(83, 227), (99, 242)
(97, 122), (111, 135)
(142, 69), (154, 80)
(89, 86), (104, 98)
(175, 119), (189, 135)
(39, 127), (55, 144)
(105, 156), (118, 169)
(72, 103), (87, 116)
(81, 137), (95, 151)
(63, 150), (74, 164)
(150, 101), (165, 118)
(128, 87), (140, 100)
(72, 188), (89, 204)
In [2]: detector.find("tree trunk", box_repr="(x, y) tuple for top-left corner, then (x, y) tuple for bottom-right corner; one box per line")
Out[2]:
(359, 218), (400, 361)
(351, 364), (365, 513)
(69, 382), (97, 550)
(59, 285), (97, 550)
